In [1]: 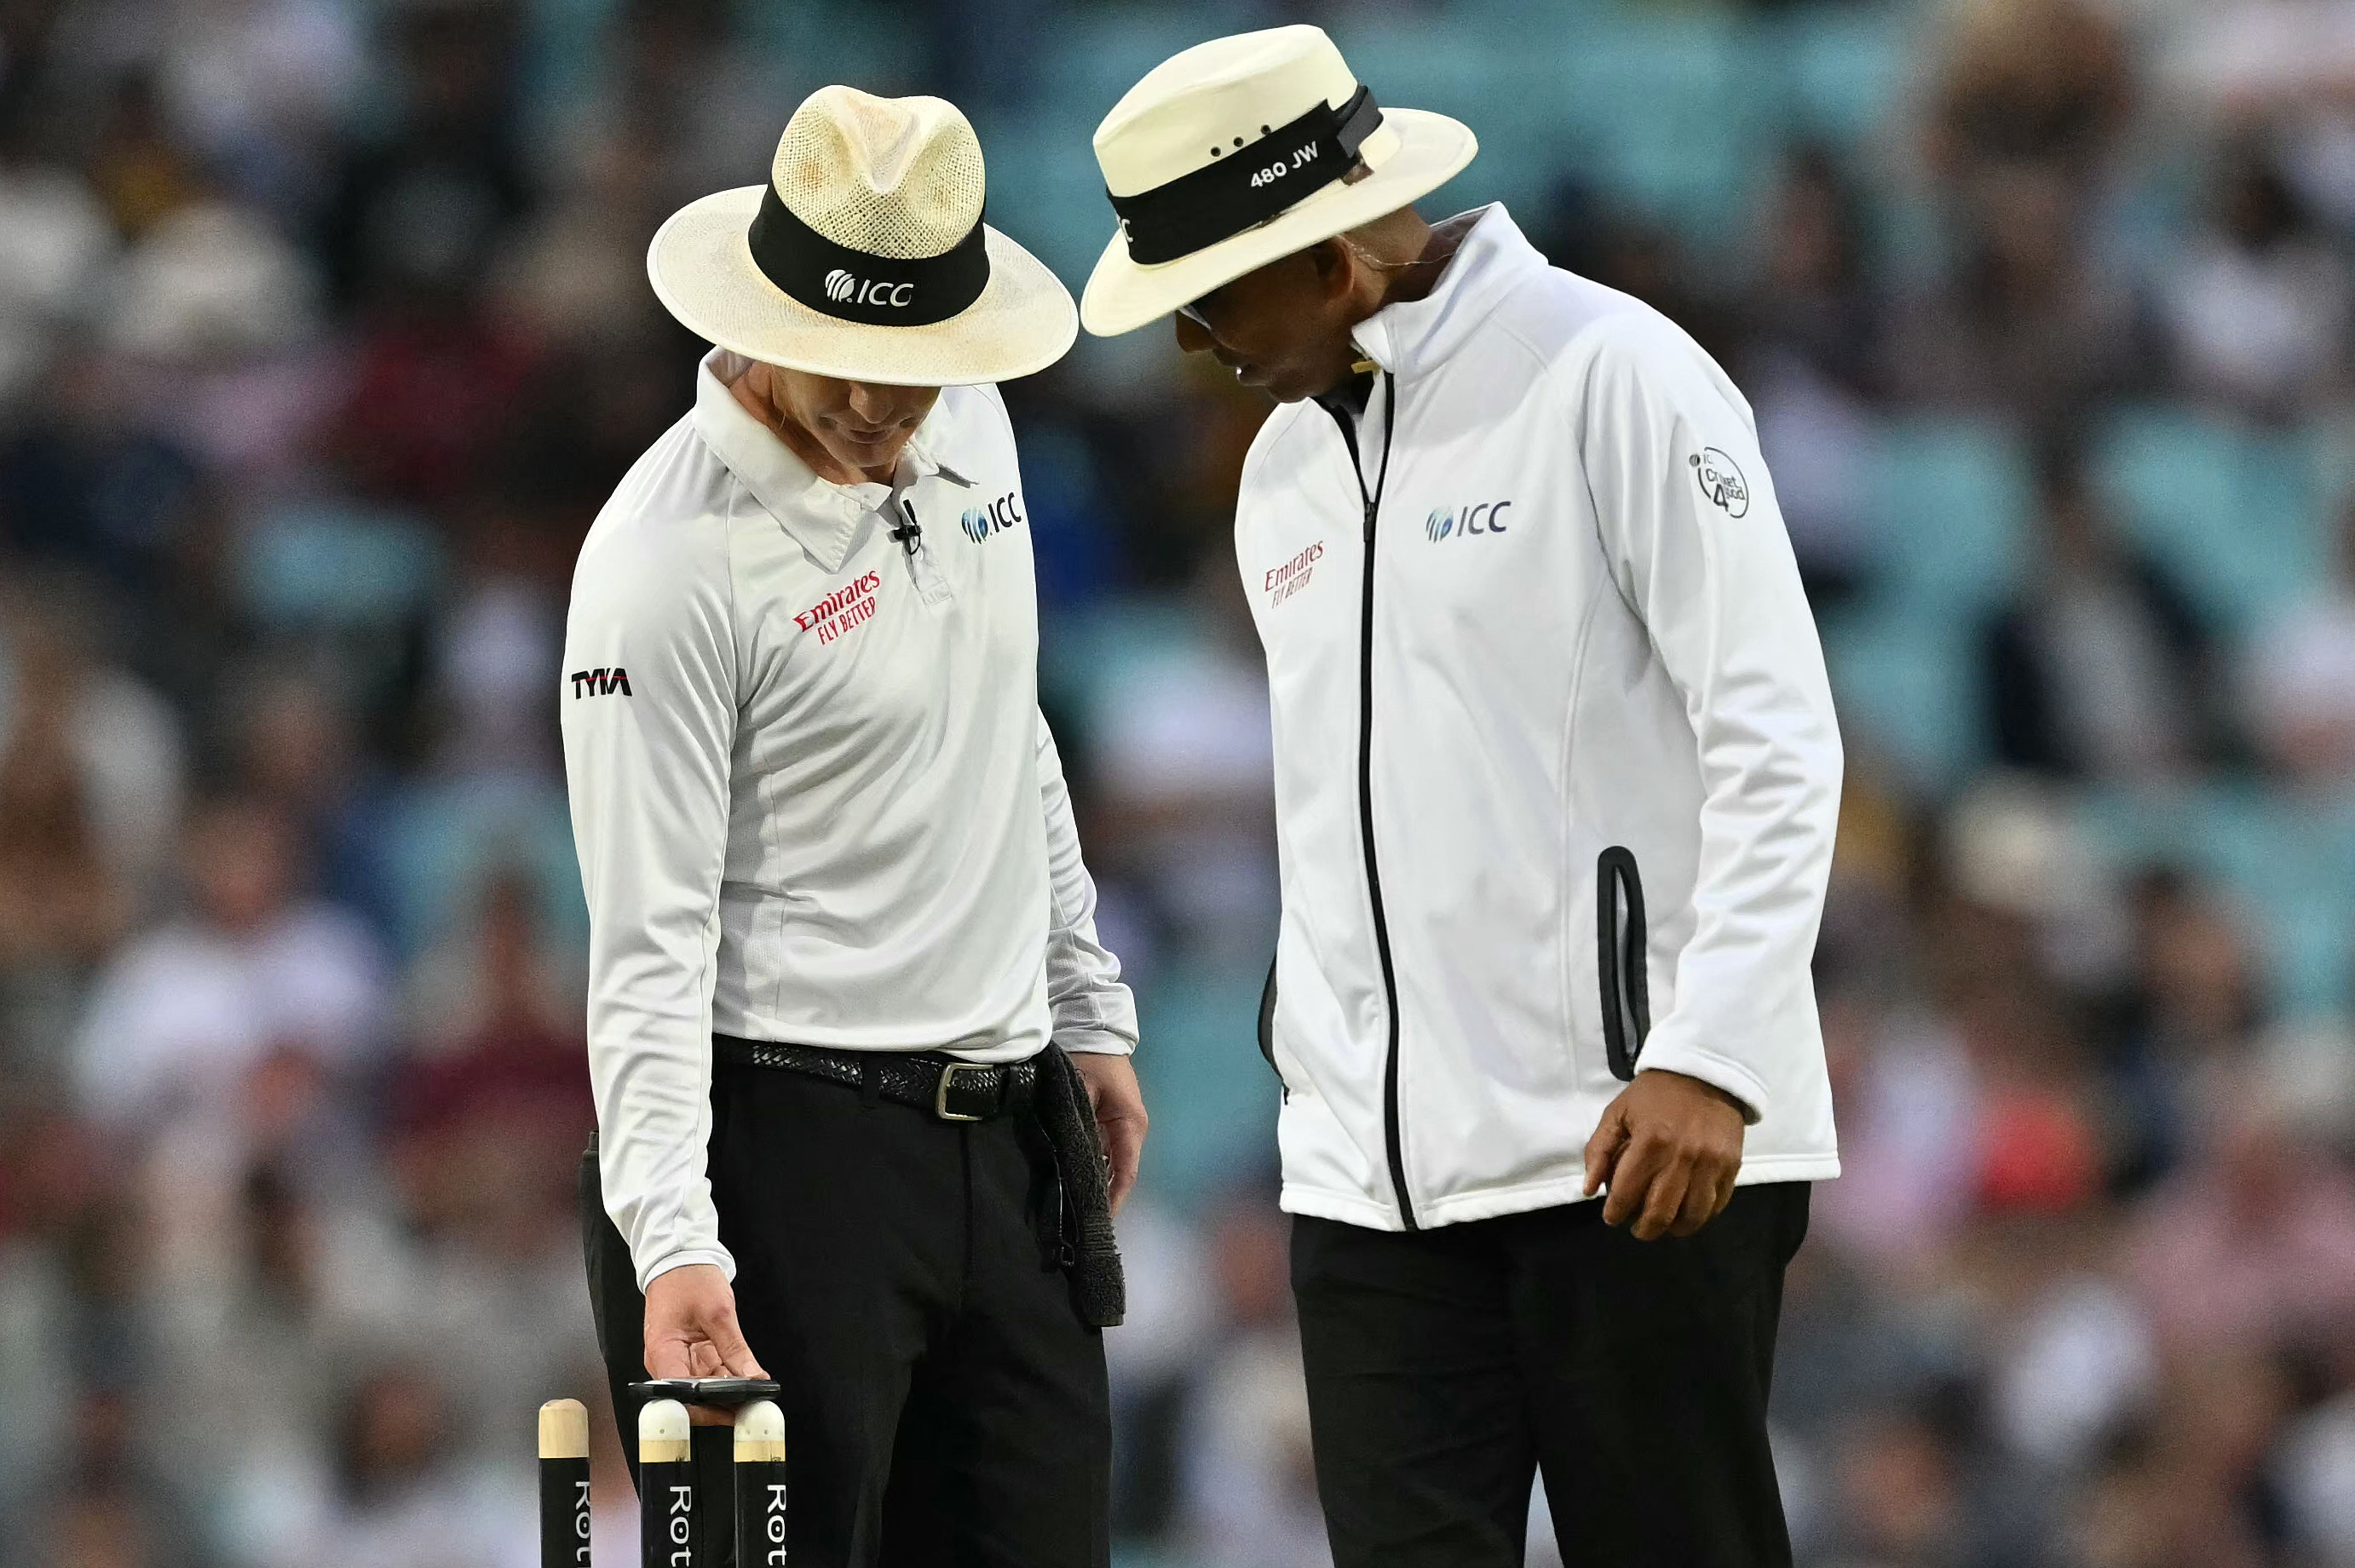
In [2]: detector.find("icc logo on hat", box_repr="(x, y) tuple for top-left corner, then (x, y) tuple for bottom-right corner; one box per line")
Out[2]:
(821, 268), (918, 309)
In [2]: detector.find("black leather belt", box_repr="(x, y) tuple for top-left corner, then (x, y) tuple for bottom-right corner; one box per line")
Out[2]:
(713, 1035), (1038, 1123)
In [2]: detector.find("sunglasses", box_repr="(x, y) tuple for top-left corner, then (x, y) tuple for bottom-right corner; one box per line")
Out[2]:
(1178, 300), (1210, 328)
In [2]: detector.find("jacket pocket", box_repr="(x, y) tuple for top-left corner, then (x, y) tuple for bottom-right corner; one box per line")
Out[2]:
(1596, 846), (1652, 1081)
(1257, 951), (1288, 1101)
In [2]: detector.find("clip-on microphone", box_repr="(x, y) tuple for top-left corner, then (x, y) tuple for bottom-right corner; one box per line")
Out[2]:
(890, 500), (924, 555)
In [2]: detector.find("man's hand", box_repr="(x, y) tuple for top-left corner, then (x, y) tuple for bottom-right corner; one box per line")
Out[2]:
(1582, 1070), (1747, 1241)
(643, 1263), (767, 1424)
(1070, 1051), (1148, 1214)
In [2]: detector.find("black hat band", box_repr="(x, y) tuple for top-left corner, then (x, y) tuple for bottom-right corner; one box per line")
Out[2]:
(746, 186), (992, 326)
(1106, 84), (1384, 267)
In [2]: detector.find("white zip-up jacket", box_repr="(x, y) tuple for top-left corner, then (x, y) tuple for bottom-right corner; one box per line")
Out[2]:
(1240, 206), (1841, 1233)
(563, 349), (1137, 1288)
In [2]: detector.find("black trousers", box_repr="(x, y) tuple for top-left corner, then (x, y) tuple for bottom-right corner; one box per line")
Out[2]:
(583, 1059), (1112, 1568)
(1291, 1182), (1809, 1568)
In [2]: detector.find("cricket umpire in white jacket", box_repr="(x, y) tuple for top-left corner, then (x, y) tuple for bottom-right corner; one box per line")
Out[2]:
(1083, 28), (1841, 1568)
(562, 87), (1144, 1566)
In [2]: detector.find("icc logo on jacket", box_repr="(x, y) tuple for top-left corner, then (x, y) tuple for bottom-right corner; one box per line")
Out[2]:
(1425, 501), (1513, 541)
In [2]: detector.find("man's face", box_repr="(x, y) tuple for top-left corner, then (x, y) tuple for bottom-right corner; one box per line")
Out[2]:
(771, 368), (941, 475)
(1172, 243), (1361, 404)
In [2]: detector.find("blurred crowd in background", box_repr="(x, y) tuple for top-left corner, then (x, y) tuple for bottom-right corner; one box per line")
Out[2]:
(7, 0), (2355, 1563)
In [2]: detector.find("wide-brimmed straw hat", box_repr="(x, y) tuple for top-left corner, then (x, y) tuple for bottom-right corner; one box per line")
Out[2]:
(649, 85), (1077, 385)
(1081, 25), (1478, 337)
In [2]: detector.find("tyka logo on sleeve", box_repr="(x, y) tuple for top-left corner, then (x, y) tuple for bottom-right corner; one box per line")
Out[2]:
(569, 668), (632, 698)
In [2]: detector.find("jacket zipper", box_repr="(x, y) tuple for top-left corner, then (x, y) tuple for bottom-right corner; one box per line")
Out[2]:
(1324, 372), (1415, 1230)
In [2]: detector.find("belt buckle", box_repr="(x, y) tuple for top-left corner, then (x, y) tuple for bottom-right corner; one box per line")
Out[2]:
(934, 1061), (986, 1123)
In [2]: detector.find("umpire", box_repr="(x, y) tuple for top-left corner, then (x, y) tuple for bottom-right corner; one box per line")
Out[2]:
(563, 87), (1142, 1566)
(1082, 28), (1842, 1568)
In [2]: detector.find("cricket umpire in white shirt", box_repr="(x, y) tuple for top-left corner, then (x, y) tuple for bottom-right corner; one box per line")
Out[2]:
(561, 86), (1144, 1566)
(1083, 28), (1842, 1568)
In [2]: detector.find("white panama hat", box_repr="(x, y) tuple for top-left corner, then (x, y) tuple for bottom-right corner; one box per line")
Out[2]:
(1082, 25), (1478, 337)
(648, 85), (1077, 386)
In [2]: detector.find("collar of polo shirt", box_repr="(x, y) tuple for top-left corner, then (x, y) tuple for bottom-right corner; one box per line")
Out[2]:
(691, 349), (958, 574)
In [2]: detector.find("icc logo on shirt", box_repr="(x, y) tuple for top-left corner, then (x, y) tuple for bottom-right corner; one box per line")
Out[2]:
(961, 491), (1025, 542)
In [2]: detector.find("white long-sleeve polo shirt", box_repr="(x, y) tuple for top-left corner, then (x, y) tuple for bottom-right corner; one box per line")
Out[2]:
(561, 348), (1138, 1289)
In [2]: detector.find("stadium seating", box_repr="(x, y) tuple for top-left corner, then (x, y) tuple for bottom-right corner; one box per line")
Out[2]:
(237, 497), (444, 630)
(2079, 782), (2355, 1013)
(2087, 405), (2330, 634)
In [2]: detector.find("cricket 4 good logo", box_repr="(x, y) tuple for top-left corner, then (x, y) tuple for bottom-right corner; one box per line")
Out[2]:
(960, 490), (1024, 542)
(822, 267), (915, 309)
(569, 667), (632, 697)
(1690, 447), (1750, 517)
(1424, 501), (1513, 542)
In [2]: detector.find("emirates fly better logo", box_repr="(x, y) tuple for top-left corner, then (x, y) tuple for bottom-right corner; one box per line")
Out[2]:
(793, 571), (882, 646)
(822, 268), (916, 309)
